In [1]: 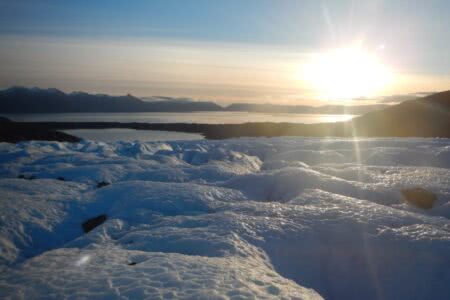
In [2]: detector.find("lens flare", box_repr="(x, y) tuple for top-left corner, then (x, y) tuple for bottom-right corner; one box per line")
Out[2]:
(300, 46), (393, 100)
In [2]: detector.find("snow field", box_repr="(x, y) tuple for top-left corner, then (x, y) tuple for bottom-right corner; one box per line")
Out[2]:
(0, 137), (449, 299)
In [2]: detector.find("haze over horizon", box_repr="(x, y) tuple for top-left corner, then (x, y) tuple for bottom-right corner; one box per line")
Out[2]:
(1, 0), (449, 105)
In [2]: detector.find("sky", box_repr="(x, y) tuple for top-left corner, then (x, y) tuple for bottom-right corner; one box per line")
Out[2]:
(0, 0), (449, 105)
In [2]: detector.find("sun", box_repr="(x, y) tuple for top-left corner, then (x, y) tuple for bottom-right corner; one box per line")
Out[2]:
(300, 46), (393, 100)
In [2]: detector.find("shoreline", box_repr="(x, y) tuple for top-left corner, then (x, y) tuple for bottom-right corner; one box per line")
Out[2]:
(2, 118), (450, 143)
(1, 90), (449, 143)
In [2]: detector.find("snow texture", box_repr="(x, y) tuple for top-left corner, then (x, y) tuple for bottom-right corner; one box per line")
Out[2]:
(0, 137), (450, 299)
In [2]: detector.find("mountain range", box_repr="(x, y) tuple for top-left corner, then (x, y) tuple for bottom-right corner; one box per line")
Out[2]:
(0, 87), (221, 113)
(135, 90), (450, 139)
(0, 87), (389, 114)
(1, 90), (449, 142)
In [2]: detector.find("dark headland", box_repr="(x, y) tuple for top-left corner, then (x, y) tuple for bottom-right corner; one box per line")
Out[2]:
(0, 117), (81, 143)
(1, 90), (449, 142)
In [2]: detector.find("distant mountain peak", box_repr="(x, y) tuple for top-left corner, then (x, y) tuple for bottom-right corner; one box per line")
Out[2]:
(69, 91), (89, 96)
(1, 86), (65, 96)
(0, 86), (222, 113)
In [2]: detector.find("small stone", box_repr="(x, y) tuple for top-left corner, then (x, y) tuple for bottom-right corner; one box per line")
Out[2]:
(128, 262), (137, 266)
(82, 214), (108, 233)
(401, 187), (437, 209)
(17, 174), (36, 180)
(96, 181), (110, 188)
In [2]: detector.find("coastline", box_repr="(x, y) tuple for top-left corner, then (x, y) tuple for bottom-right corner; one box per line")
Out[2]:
(2, 118), (449, 143)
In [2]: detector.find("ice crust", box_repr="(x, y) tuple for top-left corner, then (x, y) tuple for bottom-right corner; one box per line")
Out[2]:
(0, 137), (449, 299)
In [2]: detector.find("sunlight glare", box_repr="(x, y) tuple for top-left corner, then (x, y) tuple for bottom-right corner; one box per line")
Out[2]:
(75, 254), (91, 267)
(301, 46), (393, 100)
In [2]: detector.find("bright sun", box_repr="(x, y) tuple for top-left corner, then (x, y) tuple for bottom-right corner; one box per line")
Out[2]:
(301, 46), (393, 100)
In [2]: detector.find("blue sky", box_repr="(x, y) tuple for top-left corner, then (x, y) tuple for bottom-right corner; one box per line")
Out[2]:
(1, 0), (449, 104)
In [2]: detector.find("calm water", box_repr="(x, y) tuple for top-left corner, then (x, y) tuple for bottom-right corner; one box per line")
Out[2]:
(6, 112), (355, 142)
(5, 112), (355, 124)
(64, 129), (204, 142)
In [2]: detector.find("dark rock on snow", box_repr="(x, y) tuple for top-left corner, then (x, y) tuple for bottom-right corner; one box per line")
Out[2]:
(96, 181), (110, 188)
(82, 214), (108, 233)
(17, 174), (36, 180)
(401, 187), (437, 209)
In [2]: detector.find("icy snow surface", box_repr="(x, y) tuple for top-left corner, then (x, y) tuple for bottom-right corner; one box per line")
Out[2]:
(0, 137), (449, 299)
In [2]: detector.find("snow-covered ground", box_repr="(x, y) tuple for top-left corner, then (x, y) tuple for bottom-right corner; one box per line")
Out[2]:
(0, 137), (449, 299)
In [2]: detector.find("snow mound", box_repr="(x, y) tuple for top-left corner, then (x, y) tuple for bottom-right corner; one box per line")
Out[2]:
(1, 138), (450, 299)
(1, 247), (319, 300)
